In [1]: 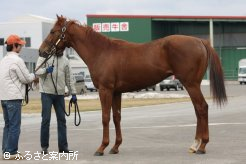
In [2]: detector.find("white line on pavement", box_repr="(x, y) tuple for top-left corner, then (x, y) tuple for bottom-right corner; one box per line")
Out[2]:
(68, 122), (246, 131)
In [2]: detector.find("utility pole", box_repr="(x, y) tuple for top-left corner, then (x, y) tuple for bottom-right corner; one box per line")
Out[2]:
(207, 19), (214, 82)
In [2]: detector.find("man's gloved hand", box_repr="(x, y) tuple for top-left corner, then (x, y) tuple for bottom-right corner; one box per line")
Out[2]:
(46, 66), (54, 73)
(71, 94), (77, 103)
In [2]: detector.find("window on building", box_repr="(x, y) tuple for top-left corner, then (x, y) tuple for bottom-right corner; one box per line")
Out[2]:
(20, 37), (31, 47)
(24, 62), (29, 68)
(32, 63), (36, 72)
(24, 62), (35, 73)
(0, 38), (4, 45)
(25, 37), (31, 47)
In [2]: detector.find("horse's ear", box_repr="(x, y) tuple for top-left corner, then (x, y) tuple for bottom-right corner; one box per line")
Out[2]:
(56, 14), (64, 20)
(56, 15), (65, 24)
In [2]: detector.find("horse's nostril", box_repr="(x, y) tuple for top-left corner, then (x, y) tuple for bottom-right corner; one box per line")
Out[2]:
(39, 51), (47, 57)
(39, 52), (43, 57)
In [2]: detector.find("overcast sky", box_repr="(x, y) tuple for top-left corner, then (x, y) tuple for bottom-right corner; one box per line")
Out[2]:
(1, 0), (246, 23)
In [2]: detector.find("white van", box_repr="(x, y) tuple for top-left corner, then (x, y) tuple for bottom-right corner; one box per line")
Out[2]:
(238, 59), (246, 85)
(84, 78), (97, 92)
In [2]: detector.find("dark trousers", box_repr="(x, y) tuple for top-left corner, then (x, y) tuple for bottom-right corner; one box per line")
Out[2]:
(40, 93), (68, 150)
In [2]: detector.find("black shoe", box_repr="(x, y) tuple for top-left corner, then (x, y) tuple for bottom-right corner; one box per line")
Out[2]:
(41, 148), (48, 155)
(59, 149), (73, 153)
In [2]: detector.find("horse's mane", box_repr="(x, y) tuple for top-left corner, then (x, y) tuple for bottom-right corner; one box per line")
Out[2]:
(60, 17), (111, 45)
(56, 16), (129, 48)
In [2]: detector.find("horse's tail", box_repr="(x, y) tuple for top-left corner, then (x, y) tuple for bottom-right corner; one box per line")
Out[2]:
(202, 40), (227, 106)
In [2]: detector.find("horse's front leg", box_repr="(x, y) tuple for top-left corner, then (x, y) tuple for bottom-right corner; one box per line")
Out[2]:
(94, 88), (113, 156)
(109, 92), (122, 154)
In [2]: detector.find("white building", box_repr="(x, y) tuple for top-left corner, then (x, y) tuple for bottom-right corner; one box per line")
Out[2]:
(0, 15), (54, 71)
(0, 14), (88, 77)
(0, 46), (3, 60)
(0, 14), (54, 49)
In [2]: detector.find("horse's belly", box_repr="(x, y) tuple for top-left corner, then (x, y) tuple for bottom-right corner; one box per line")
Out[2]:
(115, 70), (169, 92)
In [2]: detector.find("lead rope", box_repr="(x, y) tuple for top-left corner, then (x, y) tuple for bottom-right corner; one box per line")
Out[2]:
(67, 98), (81, 126)
(24, 84), (29, 105)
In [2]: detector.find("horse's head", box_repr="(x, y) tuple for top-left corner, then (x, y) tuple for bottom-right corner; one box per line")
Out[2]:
(39, 15), (71, 58)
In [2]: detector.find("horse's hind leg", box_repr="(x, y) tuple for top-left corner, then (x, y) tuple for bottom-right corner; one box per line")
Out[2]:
(94, 88), (113, 156)
(109, 92), (122, 154)
(186, 84), (209, 154)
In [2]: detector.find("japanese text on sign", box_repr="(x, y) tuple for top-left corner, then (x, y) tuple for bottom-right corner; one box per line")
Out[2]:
(92, 22), (129, 32)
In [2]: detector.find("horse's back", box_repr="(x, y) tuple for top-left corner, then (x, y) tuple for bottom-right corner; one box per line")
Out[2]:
(163, 35), (204, 47)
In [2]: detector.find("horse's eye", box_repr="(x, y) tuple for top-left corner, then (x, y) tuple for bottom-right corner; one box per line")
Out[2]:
(50, 31), (55, 34)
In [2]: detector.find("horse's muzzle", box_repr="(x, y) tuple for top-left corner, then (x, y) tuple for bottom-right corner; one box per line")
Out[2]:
(39, 50), (48, 58)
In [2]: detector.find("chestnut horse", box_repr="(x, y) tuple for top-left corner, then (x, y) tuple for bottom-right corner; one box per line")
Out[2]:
(39, 16), (227, 155)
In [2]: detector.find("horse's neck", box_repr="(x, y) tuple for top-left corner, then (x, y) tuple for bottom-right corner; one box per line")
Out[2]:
(70, 26), (107, 68)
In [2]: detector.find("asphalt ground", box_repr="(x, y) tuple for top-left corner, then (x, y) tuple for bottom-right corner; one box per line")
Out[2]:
(0, 84), (246, 163)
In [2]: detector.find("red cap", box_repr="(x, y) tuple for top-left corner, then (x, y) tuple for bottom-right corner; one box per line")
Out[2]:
(5, 34), (26, 45)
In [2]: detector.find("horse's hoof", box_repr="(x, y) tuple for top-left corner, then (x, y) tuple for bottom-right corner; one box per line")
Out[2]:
(109, 149), (119, 154)
(189, 139), (201, 154)
(196, 149), (206, 154)
(188, 148), (196, 153)
(94, 151), (104, 156)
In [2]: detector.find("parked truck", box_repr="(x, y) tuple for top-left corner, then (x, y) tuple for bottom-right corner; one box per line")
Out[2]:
(238, 59), (246, 84)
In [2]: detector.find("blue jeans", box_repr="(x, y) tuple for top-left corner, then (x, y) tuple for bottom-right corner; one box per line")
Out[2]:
(40, 93), (68, 150)
(1, 100), (22, 155)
